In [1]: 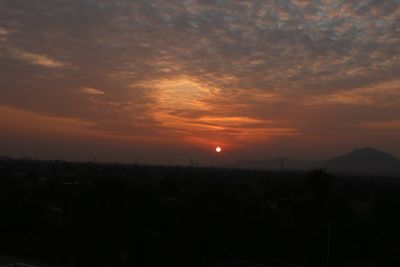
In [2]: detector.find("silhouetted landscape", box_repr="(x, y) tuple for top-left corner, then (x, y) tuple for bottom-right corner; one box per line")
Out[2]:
(1, 156), (400, 266)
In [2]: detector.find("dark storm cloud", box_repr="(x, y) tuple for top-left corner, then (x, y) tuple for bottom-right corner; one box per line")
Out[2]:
(0, 0), (399, 158)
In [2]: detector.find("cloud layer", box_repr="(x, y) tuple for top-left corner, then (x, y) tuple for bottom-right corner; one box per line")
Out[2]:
(0, 0), (399, 161)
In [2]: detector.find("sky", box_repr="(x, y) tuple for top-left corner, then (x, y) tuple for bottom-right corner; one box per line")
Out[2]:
(0, 0), (400, 165)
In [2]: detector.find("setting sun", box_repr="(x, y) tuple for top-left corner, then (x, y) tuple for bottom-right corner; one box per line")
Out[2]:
(216, 147), (222, 153)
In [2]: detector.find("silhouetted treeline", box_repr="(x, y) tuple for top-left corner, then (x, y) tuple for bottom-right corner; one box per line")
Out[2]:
(0, 158), (400, 266)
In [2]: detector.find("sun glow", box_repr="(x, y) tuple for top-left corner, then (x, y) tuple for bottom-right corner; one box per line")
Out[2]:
(142, 77), (216, 112)
(216, 147), (222, 153)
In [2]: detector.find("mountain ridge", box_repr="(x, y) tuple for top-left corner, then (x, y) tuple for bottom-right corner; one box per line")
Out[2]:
(235, 147), (400, 176)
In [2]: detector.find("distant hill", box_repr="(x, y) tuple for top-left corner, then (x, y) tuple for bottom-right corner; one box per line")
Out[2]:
(235, 148), (400, 176)
(323, 147), (400, 175)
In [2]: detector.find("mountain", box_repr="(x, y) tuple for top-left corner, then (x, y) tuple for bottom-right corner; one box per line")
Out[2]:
(323, 147), (400, 175)
(235, 148), (400, 176)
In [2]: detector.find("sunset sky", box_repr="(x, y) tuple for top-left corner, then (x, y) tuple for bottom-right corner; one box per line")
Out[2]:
(1, 0), (400, 165)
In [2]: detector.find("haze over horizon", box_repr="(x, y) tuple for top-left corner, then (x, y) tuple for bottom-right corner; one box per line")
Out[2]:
(1, 0), (400, 165)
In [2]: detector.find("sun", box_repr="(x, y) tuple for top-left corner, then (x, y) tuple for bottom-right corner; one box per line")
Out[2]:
(216, 146), (222, 153)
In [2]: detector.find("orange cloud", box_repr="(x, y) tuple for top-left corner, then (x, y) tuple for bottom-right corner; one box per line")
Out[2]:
(80, 87), (105, 95)
(8, 48), (68, 68)
(361, 120), (400, 131)
(0, 105), (101, 137)
(308, 80), (400, 106)
(130, 76), (298, 148)
(0, 105), (172, 144)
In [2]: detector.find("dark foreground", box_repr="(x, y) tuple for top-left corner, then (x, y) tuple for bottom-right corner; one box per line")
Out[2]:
(0, 158), (400, 267)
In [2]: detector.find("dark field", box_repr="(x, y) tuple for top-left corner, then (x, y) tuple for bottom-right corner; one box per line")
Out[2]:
(1, 158), (400, 267)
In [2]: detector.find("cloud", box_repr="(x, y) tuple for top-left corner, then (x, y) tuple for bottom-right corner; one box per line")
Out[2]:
(0, 27), (9, 35)
(307, 80), (400, 106)
(80, 87), (105, 95)
(0, 105), (100, 137)
(137, 76), (296, 143)
(8, 48), (68, 68)
(0, 26), (16, 42)
(0, 27), (11, 41)
(361, 120), (400, 131)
